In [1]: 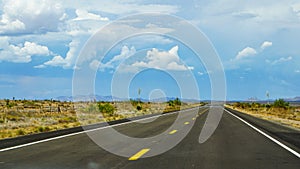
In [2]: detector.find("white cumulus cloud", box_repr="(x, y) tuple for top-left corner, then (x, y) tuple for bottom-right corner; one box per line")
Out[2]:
(89, 59), (101, 71)
(73, 9), (109, 21)
(261, 41), (273, 50)
(36, 39), (81, 69)
(43, 55), (67, 67)
(267, 56), (293, 65)
(0, 37), (50, 63)
(90, 45), (136, 71)
(132, 46), (193, 71)
(107, 46), (136, 65)
(20, 41), (50, 56)
(0, 0), (65, 35)
(236, 47), (257, 60)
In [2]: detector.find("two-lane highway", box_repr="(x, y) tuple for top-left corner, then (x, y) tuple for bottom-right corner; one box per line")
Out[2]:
(0, 107), (299, 169)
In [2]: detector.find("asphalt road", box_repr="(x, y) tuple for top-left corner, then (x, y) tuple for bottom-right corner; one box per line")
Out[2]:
(0, 107), (299, 169)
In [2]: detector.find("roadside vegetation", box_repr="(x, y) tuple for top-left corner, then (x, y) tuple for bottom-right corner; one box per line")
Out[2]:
(0, 99), (79, 139)
(226, 99), (300, 129)
(0, 98), (204, 139)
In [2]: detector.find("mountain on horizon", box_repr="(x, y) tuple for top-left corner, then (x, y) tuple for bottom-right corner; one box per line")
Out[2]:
(283, 96), (300, 102)
(55, 95), (125, 102)
(55, 95), (201, 102)
(55, 95), (300, 102)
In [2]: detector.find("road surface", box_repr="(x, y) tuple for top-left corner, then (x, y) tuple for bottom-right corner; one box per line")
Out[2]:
(0, 106), (299, 169)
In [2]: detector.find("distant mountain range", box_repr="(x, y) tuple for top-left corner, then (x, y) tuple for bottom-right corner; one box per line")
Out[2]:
(243, 96), (300, 102)
(55, 95), (125, 102)
(283, 96), (300, 102)
(55, 95), (201, 102)
(55, 95), (300, 102)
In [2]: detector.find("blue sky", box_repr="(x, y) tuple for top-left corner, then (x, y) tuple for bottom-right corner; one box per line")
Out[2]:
(0, 0), (300, 100)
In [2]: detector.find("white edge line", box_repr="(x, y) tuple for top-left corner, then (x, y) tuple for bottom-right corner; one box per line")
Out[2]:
(225, 109), (300, 158)
(0, 107), (201, 152)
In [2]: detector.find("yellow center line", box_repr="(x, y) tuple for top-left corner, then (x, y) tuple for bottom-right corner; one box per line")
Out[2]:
(199, 108), (209, 115)
(192, 117), (196, 120)
(184, 122), (190, 125)
(169, 130), (177, 134)
(129, 149), (150, 161)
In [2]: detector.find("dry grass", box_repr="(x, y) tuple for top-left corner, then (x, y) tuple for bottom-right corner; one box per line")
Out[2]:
(0, 99), (79, 139)
(0, 99), (203, 139)
(225, 103), (300, 129)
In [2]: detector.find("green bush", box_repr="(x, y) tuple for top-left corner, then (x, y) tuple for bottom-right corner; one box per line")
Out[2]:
(136, 105), (142, 111)
(265, 104), (271, 109)
(233, 102), (251, 109)
(174, 97), (182, 106)
(273, 99), (289, 108)
(232, 99), (290, 110)
(251, 102), (261, 108)
(98, 103), (115, 116)
(167, 98), (182, 107)
(44, 126), (50, 132)
(37, 126), (51, 132)
(17, 129), (25, 135)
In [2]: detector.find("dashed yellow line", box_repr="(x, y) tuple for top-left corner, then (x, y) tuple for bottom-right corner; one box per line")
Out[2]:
(169, 130), (177, 134)
(192, 117), (196, 120)
(129, 149), (150, 161)
(184, 122), (190, 125)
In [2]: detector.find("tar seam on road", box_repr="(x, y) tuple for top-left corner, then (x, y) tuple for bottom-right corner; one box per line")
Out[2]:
(0, 107), (202, 152)
(225, 109), (300, 158)
(128, 149), (150, 160)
